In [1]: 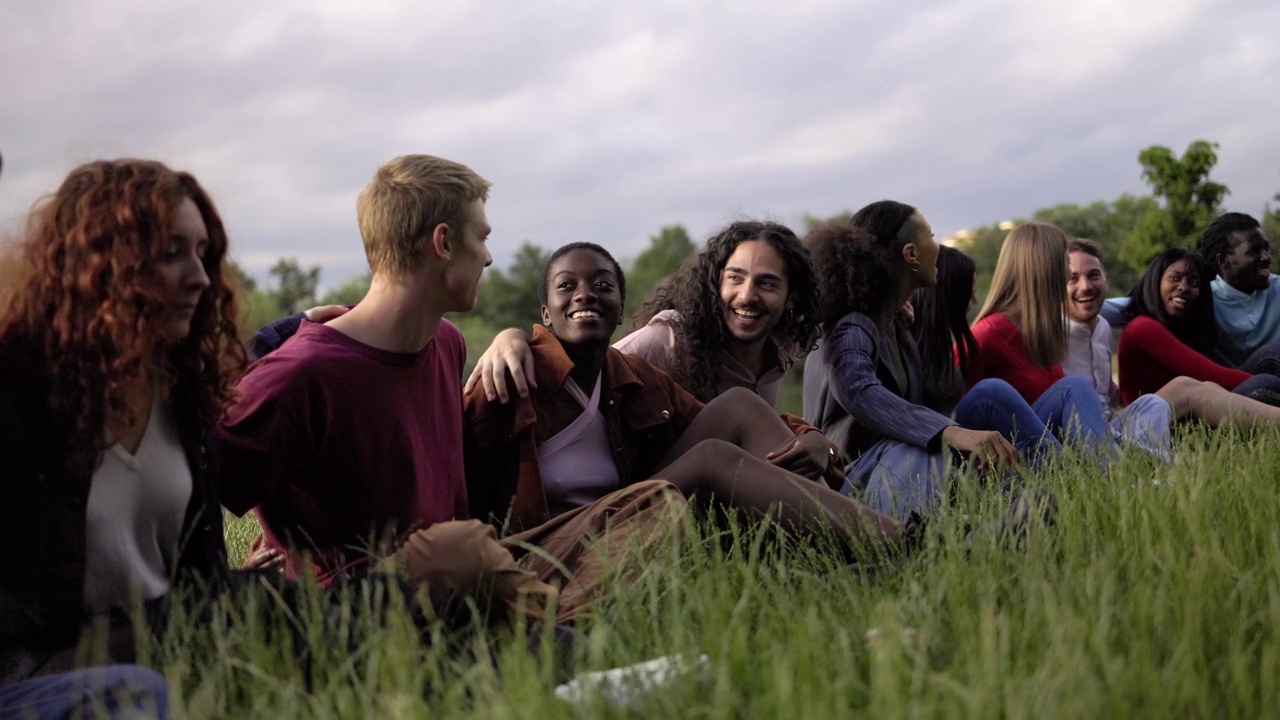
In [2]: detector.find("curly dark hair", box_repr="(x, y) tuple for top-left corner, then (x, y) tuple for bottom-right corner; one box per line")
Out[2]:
(809, 200), (921, 331)
(1197, 212), (1262, 280)
(631, 220), (820, 401)
(1124, 247), (1217, 353)
(911, 246), (978, 410)
(0, 159), (246, 476)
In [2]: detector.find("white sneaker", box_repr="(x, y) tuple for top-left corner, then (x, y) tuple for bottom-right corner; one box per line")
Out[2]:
(554, 653), (710, 708)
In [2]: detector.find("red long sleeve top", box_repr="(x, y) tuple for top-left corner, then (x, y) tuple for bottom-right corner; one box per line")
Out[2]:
(1116, 315), (1249, 404)
(967, 312), (1064, 404)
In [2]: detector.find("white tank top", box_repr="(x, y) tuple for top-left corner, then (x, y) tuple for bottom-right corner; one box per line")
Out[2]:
(83, 400), (193, 615)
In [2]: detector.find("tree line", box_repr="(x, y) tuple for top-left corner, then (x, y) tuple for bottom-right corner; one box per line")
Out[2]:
(236, 140), (1280, 345)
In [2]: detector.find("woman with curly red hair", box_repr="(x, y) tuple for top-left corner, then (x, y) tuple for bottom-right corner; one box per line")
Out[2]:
(0, 159), (245, 718)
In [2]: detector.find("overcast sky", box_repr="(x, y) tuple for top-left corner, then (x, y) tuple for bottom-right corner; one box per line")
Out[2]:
(2, 0), (1277, 289)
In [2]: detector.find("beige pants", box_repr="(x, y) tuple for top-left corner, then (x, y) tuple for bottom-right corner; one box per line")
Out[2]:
(398, 480), (687, 625)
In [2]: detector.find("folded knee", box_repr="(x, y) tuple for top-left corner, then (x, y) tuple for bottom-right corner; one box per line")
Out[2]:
(685, 438), (748, 466)
(399, 520), (514, 590)
(1156, 376), (1208, 414)
(702, 386), (773, 422)
(1053, 375), (1094, 398)
(968, 378), (1026, 409)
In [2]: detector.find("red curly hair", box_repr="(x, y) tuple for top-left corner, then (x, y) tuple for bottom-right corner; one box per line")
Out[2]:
(0, 159), (246, 475)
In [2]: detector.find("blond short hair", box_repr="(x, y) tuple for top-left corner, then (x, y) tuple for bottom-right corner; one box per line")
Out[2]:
(977, 222), (1069, 368)
(356, 155), (491, 277)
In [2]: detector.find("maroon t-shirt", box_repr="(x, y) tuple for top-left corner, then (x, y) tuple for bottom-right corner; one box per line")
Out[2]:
(218, 319), (468, 583)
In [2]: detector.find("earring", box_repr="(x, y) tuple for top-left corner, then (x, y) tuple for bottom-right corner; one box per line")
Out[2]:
(911, 260), (921, 273)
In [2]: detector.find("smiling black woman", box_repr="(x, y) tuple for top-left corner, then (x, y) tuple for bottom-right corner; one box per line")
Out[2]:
(464, 241), (906, 561)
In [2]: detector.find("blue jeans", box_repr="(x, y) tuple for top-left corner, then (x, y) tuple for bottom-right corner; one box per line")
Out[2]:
(0, 666), (168, 720)
(1240, 340), (1280, 377)
(954, 377), (1114, 463)
(1233, 372), (1280, 407)
(847, 439), (947, 521)
(847, 378), (1114, 521)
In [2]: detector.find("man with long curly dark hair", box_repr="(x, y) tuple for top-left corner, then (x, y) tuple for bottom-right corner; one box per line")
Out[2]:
(466, 220), (841, 483)
(620, 221), (821, 404)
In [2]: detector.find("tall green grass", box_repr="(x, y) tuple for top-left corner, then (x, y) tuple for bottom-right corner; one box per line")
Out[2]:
(184, 425), (1280, 718)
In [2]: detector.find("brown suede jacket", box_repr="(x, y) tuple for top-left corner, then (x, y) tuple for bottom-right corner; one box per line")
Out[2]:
(464, 325), (703, 533)
(463, 326), (838, 533)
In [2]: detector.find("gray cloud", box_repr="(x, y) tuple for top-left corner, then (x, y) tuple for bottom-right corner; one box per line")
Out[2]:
(2, 0), (1277, 289)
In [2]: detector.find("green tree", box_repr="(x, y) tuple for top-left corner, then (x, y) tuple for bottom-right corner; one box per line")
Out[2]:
(473, 241), (549, 332)
(800, 211), (854, 233)
(1263, 192), (1280, 245)
(1031, 195), (1156, 293)
(224, 258), (284, 339)
(227, 260), (257, 293)
(952, 223), (1010, 305)
(625, 224), (695, 316)
(238, 290), (284, 340)
(320, 273), (371, 306)
(1121, 140), (1229, 273)
(267, 258), (321, 316)
(1099, 193), (1159, 292)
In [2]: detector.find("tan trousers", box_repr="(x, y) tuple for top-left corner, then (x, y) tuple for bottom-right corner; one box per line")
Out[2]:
(398, 480), (687, 625)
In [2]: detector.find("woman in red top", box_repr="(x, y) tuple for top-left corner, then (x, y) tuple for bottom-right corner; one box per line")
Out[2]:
(1117, 248), (1280, 405)
(974, 235), (1280, 450)
(967, 223), (1115, 449)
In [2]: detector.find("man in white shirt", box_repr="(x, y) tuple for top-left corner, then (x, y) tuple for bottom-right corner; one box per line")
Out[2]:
(1063, 238), (1116, 407)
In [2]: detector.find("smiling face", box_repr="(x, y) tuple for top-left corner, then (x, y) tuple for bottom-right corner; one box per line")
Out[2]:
(718, 240), (790, 349)
(1067, 251), (1108, 323)
(1160, 258), (1201, 318)
(154, 197), (212, 345)
(1218, 228), (1273, 293)
(541, 247), (623, 348)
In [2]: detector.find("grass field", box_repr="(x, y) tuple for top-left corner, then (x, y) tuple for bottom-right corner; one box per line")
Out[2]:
(156, 425), (1280, 718)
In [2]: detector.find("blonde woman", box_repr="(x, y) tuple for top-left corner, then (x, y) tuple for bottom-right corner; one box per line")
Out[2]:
(969, 222), (1174, 461)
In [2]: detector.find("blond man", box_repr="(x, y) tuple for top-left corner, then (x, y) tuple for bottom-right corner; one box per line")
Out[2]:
(219, 155), (684, 624)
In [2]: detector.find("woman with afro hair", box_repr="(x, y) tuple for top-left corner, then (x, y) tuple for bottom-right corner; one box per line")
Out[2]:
(803, 201), (1064, 521)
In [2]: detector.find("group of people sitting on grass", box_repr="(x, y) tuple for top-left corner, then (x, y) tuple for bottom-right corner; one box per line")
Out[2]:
(0, 152), (1275, 718)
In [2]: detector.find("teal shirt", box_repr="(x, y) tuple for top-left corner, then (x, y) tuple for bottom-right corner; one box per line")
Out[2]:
(1211, 275), (1280, 368)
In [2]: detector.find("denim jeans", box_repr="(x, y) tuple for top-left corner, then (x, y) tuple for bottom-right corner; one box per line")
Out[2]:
(955, 376), (1115, 463)
(0, 666), (168, 720)
(1240, 340), (1280, 377)
(847, 377), (1117, 521)
(1232, 372), (1280, 407)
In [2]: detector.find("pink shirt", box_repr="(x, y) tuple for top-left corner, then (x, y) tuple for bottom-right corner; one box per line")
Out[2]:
(218, 320), (469, 584)
(613, 309), (795, 406)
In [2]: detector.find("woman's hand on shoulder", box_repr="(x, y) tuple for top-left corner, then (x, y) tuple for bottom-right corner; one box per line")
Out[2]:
(464, 328), (535, 403)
